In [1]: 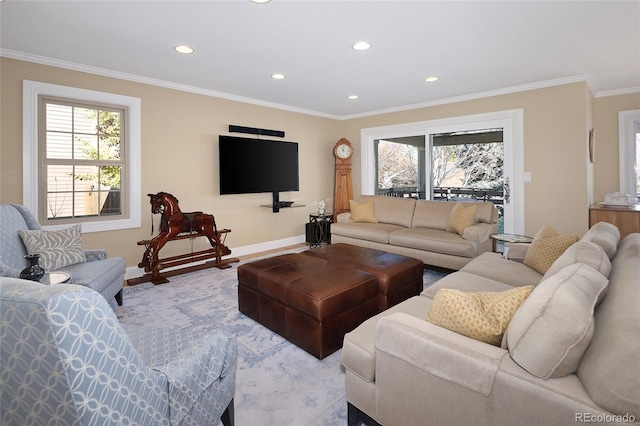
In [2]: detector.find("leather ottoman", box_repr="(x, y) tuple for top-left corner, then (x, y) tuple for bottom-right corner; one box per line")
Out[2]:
(237, 244), (424, 359)
(238, 254), (379, 359)
(301, 243), (424, 311)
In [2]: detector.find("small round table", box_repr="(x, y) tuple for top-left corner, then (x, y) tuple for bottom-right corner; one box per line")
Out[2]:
(489, 233), (534, 253)
(41, 272), (71, 285)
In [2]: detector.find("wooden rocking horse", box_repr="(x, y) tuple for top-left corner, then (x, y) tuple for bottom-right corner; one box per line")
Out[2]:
(128, 192), (238, 285)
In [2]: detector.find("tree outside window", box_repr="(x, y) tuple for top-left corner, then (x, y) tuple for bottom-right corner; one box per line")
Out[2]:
(43, 100), (124, 220)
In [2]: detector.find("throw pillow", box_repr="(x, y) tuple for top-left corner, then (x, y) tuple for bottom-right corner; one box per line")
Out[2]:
(427, 286), (534, 346)
(18, 224), (86, 271)
(446, 203), (477, 236)
(349, 200), (378, 223)
(505, 263), (608, 379)
(523, 225), (578, 274)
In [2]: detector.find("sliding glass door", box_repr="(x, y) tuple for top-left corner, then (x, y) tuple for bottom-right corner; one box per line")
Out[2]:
(362, 110), (523, 234)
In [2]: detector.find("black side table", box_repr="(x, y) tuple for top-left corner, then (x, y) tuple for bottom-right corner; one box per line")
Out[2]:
(308, 214), (333, 248)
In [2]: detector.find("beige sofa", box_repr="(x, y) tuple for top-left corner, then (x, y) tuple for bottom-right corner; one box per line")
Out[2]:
(331, 195), (499, 270)
(341, 222), (640, 426)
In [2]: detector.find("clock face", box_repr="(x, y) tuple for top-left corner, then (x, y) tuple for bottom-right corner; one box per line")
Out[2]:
(336, 144), (352, 159)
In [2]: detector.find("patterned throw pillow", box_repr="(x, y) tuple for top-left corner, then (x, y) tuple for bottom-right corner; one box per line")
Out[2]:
(349, 200), (378, 223)
(18, 224), (86, 271)
(524, 225), (578, 274)
(427, 286), (534, 346)
(446, 203), (477, 236)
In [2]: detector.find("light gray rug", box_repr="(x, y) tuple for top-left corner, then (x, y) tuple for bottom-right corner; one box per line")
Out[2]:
(116, 254), (447, 425)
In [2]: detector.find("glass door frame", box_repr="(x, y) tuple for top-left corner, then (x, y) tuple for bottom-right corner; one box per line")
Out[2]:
(361, 109), (524, 234)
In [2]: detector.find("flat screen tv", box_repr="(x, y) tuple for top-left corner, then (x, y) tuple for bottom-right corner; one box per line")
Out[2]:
(219, 135), (299, 195)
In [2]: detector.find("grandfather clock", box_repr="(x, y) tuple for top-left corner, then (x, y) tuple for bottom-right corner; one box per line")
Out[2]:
(333, 138), (354, 217)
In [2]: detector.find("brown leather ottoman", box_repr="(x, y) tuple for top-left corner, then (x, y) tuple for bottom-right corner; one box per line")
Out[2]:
(238, 254), (379, 359)
(301, 243), (424, 311)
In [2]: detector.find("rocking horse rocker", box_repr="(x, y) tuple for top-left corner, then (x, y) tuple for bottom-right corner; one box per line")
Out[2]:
(129, 192), (238, 285)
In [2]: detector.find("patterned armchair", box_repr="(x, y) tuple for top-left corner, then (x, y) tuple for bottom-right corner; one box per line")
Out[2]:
(0, 204), (124, 308)
(0, 278), (237, 426)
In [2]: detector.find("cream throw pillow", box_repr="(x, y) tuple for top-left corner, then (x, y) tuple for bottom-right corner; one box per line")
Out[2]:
(446, 203), (477, 236)
(505, 263), (608, 378)
(18, 224), (86, 271)
(427, 286), (534, 346)
(349, 199), (378, 223)
(524, 225), (578, 274)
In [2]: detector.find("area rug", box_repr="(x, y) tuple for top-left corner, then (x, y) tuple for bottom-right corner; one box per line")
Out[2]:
(116, 254), (447, 425)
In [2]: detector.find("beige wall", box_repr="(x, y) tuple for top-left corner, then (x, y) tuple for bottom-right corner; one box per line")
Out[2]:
(2, 57), (638, 269)
(1, 58), (341, 267)
(593, 93), (640, 201)
(340, 83), (593, 236)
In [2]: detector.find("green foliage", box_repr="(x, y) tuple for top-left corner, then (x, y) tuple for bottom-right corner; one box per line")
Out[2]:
(74, 110), (121, 189)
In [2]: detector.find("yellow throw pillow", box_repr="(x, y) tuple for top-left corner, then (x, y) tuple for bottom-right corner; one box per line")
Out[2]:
(446, 203), (477, 236)
(349, 199), (378, 223)
(524, 225), (579, 274)
(427, 286), (534, 346)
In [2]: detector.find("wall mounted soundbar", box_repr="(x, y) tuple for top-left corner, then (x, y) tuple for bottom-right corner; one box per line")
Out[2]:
(229, 125), (285, 138)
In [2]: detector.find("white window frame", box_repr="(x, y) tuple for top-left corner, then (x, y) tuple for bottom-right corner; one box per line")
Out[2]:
(23, 80), (141, 232)
(361, 109), (524, 234)
(619, 109), (640, 201)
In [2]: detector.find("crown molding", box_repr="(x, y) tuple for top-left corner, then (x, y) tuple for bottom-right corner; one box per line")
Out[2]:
(339, 75), (592, 120)
(0, 49), (340, 120)
(4, 49), (636, 120)
(595, 86), (640, 98)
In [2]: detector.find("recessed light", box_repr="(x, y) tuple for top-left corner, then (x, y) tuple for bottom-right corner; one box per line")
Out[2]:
(251, 0), (271, 3)
(424, 76), (439, 82)
(352, 41), (371, 51)
(174, 45), (194, 54)
(271, 73), (286, 80)
(347, 95), (359, 100)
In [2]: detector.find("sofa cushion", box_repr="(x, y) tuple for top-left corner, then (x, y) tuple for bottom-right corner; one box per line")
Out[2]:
(447, 203), (477, 236)
(411, 200), (455, 230)
(543, 241), (611, 282)
(18, 224), (86, 271)
(421, 271), (515, 299)
(330, 222), (406, 244)
(460, 252), (543, 288)
(358, 195), (416, 228)
(349, 199), (378, 223)
(505, 263), (608, 379)
(389, 228), (479, 258)
(523, 225), (578, 274)
(578, 234), (640, 418)
(580, 221), (620, 259)
(427, 286), (533, 346)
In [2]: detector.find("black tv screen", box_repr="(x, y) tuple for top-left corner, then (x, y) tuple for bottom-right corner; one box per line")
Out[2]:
(219, 135), (300, 195)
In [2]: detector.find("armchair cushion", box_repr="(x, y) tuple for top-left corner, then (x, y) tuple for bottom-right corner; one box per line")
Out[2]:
(427, 286), (533, 345)
(18, 224), (86, 271)
(505, 263), (608, 379)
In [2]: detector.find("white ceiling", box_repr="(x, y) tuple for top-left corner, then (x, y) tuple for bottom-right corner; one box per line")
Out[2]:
(1, 1), (639, 119)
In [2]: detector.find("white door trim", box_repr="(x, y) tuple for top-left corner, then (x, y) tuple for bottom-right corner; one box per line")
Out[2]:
(361, 109), (524, 234)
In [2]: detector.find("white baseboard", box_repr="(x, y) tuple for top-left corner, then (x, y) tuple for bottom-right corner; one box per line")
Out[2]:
(124, 234), (306, 279)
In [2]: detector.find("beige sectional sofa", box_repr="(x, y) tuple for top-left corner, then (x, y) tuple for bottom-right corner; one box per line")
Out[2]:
(341, 222), (639, 426)
(331, 195), (499, 270)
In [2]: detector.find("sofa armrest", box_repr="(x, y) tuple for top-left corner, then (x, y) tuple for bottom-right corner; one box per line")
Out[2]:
(375, 312), (507, 396)
(336, 212), (352, 223)
(84, 249), (107, 262)
(462, 222), (496, 243)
